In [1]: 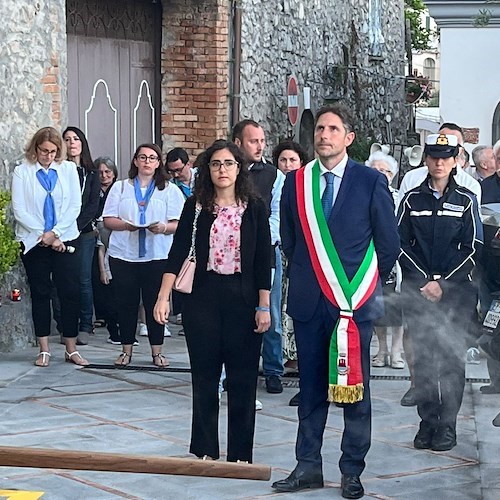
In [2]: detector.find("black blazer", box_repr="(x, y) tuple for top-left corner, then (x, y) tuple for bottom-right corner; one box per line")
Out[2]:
(77, 169), (101, 233)
(165, 196), (272, 305)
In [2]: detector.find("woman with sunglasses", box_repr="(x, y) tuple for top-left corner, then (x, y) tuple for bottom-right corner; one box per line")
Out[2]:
(153, 140), (271, 463)
(12, 127), (88, 367)
(103, 144), (185, 367)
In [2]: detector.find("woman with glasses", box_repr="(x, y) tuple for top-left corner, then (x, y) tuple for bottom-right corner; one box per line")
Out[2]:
(103, 144), (185, 367)
(153, 140), (271, 463)
(63, 126), (100, 346)
(365, 151), (405, 370)
(12, 126), (88, 367)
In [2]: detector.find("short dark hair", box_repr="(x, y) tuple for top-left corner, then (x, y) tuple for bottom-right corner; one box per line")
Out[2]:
(272, 140), (308, 166)
(439, 122), (464, 144)
(63, 126), (95, 172)
(166, 147), (189, 165)
(232, 119), (261, 142)
(193, 140), (256, 211)
(128, 143), (167, 190)
(315, 104), (355, 134)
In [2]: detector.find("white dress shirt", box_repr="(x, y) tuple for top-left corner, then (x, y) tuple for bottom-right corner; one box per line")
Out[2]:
(103, 179), (185, 262)
(318, 153), (349, 207)
(12, 160), (82, 253)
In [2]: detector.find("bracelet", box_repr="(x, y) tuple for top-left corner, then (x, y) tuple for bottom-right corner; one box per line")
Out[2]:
(255, 306), (270, 312)
(163, 223), (168, 234)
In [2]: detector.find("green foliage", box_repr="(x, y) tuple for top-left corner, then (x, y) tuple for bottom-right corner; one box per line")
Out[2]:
(347, 134), (375, 164)
(405, 0), (433, 51)
(0, 191), (20, 277)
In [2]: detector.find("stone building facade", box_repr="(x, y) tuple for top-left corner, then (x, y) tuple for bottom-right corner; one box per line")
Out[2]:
(0, 0), (407, 350)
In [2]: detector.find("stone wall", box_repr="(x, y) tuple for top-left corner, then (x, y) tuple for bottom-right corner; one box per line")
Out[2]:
(239, 0), (407, 150)
(0, 0), (67, 350)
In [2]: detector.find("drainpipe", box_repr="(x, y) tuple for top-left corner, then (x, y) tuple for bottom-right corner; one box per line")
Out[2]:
(232, 0), (242, 127)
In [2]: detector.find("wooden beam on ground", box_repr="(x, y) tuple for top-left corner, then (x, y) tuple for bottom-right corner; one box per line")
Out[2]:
(0, 446), (271, 481)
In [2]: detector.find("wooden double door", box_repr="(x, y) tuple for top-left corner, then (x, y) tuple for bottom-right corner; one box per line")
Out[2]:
(66, 0), (162, 177)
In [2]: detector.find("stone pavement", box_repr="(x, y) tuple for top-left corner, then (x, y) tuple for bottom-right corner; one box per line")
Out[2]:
(0, 323), (499, 499)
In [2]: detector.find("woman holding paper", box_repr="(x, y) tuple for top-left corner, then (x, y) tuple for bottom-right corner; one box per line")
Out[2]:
(103, 143), (185, 366)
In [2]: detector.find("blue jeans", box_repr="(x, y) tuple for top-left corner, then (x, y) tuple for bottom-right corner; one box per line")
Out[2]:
(78, 233), (96, 333)
(262, 246), (284, 377)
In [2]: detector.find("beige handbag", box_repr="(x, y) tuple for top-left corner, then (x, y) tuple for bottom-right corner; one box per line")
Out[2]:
(173, 204), (201, 294)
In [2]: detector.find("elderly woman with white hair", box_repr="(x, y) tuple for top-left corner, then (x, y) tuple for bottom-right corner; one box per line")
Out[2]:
(365, 151), (405, 369)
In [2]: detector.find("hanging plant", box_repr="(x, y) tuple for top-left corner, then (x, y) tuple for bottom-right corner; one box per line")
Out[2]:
(405, 74), (432, 103)
(0, 191), (20, 277)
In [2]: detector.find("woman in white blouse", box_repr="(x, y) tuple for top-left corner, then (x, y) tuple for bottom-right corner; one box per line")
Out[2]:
(103, 143), (185, 367)
(12, 127), (89, 367)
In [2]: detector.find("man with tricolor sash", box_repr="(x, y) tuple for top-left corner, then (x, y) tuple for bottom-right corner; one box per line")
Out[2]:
(272, 104), (399, 499)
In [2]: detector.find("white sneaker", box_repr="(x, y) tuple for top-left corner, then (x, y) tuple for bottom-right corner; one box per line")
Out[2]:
(164, 324), (172, 337)
(138, 323), (148, 336)
(255, 399), (263, 411)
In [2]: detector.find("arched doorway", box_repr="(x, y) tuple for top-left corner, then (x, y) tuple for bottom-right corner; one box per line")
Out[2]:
(66, 0), (162, 176)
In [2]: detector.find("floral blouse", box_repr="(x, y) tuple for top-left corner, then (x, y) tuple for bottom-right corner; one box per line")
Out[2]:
(207, 202), (247, 274)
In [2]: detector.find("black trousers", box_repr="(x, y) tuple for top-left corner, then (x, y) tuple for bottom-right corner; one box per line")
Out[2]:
(182, 272), (262, 462)
(403, 282), (473, 429)
(91, 248), (120, 341)
(21, 243), (80, 338)
(293, 296), (373, 476)
(109, 257), (166, 345)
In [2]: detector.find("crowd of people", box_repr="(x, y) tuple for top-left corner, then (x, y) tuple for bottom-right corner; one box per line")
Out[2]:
(12, 105), (500, 498)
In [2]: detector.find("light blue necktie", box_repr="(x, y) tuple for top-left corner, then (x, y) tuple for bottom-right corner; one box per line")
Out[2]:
(322, 171), (335, 220)
(36, 168), (58, 231)
(133, 177), (156, 258)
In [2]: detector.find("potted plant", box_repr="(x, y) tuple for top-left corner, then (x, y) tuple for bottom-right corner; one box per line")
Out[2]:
(405, 74), (432, 104)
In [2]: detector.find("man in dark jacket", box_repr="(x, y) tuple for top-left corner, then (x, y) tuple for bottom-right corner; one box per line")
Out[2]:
(233, 120), (286, 395)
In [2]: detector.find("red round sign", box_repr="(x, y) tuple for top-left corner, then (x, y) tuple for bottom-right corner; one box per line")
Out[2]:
(287, 76), (299, 126)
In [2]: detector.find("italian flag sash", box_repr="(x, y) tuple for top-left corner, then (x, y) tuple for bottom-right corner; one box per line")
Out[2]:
(296, 160), (379, 403)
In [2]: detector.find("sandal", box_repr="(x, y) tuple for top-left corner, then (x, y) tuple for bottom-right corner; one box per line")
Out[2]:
(65, 351), (89, 366)
(34, 351), (51, 367)
(115, 352), (132, 367)
(152, 353), (169, 368)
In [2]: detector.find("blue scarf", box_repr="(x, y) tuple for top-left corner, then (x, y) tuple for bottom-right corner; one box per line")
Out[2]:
(36, 168), (59, 232)
(134, 177), (156, 257)
(174, 179), (191, 199)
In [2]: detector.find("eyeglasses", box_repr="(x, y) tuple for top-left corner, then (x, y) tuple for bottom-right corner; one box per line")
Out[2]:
(37, 146), (58, 156)
(136, 154), (159, 162)
(209, 160), (239, 171)
(167, 165), (186, 175)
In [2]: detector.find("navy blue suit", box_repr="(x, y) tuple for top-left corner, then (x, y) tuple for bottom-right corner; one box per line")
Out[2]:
(280, 158), (399, 476)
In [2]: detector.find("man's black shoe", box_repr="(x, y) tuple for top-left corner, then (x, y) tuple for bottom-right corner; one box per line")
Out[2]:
(480, 384), (500, 394)
(341, 474), (364, 499)
(271, 468), (323, 492)
(265, 375), (283, 394)
(413, 422), (435, 449)
(431, 425), (456, 451)
(493, 412), (500, 427)
(289, 391), (300, 406)
(400, 387), (417, 407)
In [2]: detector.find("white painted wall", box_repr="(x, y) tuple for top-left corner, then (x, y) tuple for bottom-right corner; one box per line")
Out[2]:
(439, 27), (500, 147)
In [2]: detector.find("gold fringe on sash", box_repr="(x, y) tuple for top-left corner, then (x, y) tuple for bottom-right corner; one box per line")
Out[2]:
(328, 383), (364, 404)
